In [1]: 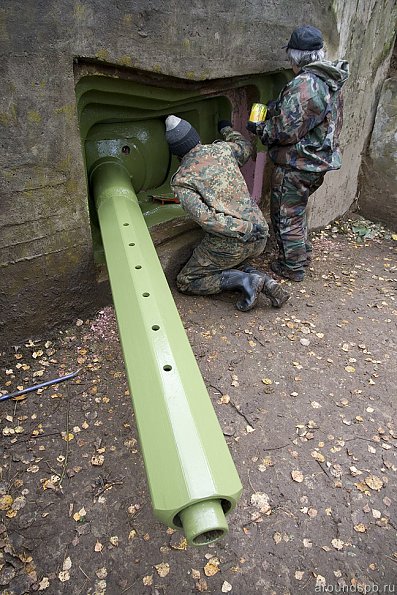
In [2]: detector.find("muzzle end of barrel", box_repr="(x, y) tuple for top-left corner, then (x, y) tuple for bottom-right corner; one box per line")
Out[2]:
(178, 499), (229, 546)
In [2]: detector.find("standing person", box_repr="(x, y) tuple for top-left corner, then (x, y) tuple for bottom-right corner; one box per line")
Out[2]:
(165, 115), (290, 312)
(247, 25), (349, 281)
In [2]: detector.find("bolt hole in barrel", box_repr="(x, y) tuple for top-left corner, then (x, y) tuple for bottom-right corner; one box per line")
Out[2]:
(135, 265), (142, 269)
(163, 365), (172, 371)
(129, 242), (135, 246)
(142, 292), (150, 297)
(123, 222), (129, 226)
(152, 325), (160, 331)
(121, 145), (130, 154)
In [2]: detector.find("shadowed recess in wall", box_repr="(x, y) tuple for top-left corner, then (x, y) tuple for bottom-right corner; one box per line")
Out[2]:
(74, 64), (289, 262)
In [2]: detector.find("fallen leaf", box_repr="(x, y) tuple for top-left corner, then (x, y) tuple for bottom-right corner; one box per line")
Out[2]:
(364, 475), (383, 491)
(258, 456), (273, 472)
(311, 451), (325, 463)
(344, 366), (355, 373)
(311, 401), (321, 408)
(96, 567), (107, 579)
(95, 541), (103, 552)
(251, 492), (270, 513)
(155, 562), (170, 578)
(295, 571), (304, 581)
(73, 507), (86, 522)
(222, 581), (232, 593)
(0, 494), (13, 510)
(262, 378), (273, 385)
(38, 577), (50, 590)
(349, 466), (362, 476)
(355, 481), (371, 495)
(291, 470), (304, 483)
(354, 523), (367, 533)
(170, 536), (188, 550)
(218, 394), (230, 404)
(331, 538), (344, 550)
(143, 575), (153, 586)
(203, 558), (220, 577)
(273, 532), (282, 544)
(58, 570), (70, 582)
(196, 578), (208, 592)
(91, 454), (105, 466)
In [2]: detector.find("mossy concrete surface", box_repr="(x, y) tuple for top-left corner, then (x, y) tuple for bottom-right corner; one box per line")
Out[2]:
(0, 0), (396, 345)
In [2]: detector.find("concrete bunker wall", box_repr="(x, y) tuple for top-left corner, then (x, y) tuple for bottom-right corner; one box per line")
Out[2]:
(357, 42), (397, 231)
(0, 0), (396, 345)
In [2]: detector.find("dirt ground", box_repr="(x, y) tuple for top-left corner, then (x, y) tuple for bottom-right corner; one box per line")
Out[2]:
(0, 215), (396, 595)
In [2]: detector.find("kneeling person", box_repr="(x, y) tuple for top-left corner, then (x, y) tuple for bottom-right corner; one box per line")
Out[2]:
(165, 115), (289, 311)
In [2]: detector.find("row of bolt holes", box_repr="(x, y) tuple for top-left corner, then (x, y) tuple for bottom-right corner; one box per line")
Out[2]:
(123, 222), (172, 373)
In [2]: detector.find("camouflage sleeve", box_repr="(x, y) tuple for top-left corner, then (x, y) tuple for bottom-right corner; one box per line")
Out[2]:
(259, 76), (328, 146)
(173, 185), (253, 239)
(220, 126), (253, 166)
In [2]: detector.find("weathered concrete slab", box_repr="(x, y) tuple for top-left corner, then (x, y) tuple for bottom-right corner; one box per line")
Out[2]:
(358, 77), (397, 230)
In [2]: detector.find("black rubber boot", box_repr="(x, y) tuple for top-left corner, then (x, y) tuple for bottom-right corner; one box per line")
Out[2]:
(220, 270), (265, 312)
(241, 266), (290, 308)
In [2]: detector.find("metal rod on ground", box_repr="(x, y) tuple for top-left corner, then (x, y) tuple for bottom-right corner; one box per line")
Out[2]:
(90, 157), (242, 546)
(0, 370), (81, 403)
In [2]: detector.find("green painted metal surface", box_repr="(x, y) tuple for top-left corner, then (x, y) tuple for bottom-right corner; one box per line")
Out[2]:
(89, 157), (243, 545)
(77, 71), (290, 544)
(76, 71), (290, 261)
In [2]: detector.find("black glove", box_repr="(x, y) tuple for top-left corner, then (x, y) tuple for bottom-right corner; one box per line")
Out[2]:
(265, 100), (277, 120)
(245, 223), (267, 243)
(218, 120), (232, 133)
(246, 121), (258, 134)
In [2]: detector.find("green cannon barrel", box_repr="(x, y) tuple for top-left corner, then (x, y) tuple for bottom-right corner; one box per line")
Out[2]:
(89, 155), (242, 545)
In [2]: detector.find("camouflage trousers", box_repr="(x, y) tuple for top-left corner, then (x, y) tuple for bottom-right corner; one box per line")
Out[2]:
(177, 233), (267, 295)
(271, 165), (325, 272)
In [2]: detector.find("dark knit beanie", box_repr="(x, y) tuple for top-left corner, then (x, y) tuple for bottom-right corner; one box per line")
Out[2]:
(165, 115), (200, 157)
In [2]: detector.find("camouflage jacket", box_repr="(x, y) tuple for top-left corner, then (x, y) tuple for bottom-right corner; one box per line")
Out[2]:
(171, 127), (267, 240)
(259, 60), (349, 172)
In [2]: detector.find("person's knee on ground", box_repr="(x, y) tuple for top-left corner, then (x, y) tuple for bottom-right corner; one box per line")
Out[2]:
(176, 271), (222, 296)
(220, 269), (265, 312)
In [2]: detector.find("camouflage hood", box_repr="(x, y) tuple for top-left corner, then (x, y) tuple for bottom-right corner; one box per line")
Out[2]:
(303, 60), (349, 92)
